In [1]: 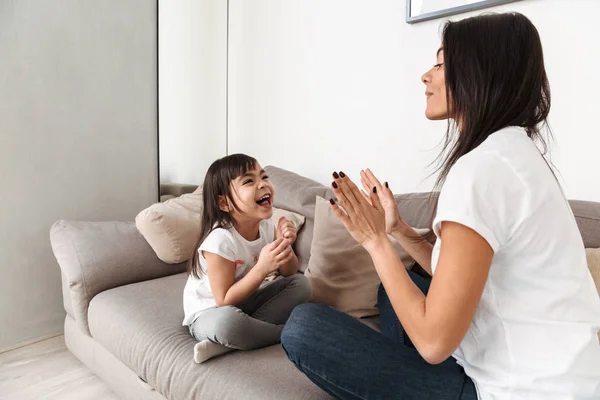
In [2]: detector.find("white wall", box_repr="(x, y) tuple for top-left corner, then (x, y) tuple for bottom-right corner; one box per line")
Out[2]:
(159, 0), (227, 185)
(0, 1), (158, 351)
(228, 0), (600, 201)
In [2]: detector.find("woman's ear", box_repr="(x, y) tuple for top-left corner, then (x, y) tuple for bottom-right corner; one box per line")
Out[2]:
(218, 195), (230, 213)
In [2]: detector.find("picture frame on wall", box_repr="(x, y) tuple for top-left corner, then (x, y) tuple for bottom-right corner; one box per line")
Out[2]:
(406, 0), (522, 24)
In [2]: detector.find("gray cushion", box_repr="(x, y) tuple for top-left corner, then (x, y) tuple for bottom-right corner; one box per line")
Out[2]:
(51, 220), (186, 335)
(265, 166), (333, 272)
(394, 192), (438, 229)
(88, 273), (330, 400)
(570, 200), (600, 248)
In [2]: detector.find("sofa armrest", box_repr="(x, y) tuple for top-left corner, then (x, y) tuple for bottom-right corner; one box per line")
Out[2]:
(50, 220), (186, 335)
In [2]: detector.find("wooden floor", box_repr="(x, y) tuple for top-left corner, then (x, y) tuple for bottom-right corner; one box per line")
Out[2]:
(0, 335), (118, 400)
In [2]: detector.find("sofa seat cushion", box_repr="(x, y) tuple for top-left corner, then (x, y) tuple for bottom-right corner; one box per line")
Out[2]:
(88, 273), (330, 400)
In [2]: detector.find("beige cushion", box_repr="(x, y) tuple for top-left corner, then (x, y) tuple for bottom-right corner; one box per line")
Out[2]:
(585, 248), (600, 343)
(135, 186), (204, 264)
(305, 196), (430, 318)
(586, 248), (600, 295)
(136, 186), (306, 264)
(272, 207), (306, 232)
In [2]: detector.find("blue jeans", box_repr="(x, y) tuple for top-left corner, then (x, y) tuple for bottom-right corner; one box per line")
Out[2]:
(281, 270), (478, 400)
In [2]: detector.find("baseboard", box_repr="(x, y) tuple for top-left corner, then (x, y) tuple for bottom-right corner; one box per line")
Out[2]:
(0, 331), (64, 355)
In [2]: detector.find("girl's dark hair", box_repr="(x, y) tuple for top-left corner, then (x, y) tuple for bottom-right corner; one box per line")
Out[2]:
(414, 12), (552, 254)
(188, 154), (258, 279)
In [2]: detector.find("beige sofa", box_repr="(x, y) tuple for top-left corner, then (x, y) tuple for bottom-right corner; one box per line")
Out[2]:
(50, 166), (600, 400)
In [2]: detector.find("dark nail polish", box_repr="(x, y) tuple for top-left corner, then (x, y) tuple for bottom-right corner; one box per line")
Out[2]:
(385, 182), (389, 188)
(332, 181), (338, 189)
(329, 198), (335, 205)
(339, 171), (346, 178)
(373, 186), (377, 193)
(333, 172), (339, 179)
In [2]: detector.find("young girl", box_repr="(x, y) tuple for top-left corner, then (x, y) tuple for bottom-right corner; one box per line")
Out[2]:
(183, 154), (311, 364)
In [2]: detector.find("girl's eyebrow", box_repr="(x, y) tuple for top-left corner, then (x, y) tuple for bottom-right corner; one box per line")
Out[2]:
(437, 47), (443, 57)
(240, 169), (265, 179)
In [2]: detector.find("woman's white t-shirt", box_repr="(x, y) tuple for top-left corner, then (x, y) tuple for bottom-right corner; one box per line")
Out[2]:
(182, 219), (275, 326)
(431, 126), (600, 399)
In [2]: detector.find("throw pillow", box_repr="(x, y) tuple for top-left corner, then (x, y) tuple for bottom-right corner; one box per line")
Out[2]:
(135, 186), (203, 264)
(136, 185), (306, 264)
(586, 248), (600, 295)
(305, 195), (430, 318)
(585, 248), (600, 342)
(272, 207), (306, 233)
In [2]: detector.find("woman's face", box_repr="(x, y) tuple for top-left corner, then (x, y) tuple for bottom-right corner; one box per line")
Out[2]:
(421, 48), (448, 120)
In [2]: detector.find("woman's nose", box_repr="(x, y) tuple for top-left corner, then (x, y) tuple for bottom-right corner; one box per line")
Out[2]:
(421, 69), (431, 84)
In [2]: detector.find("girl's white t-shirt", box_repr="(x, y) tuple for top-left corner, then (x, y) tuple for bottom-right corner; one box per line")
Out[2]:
(431, 126), (600, 399)
(182, 219), (275, 326)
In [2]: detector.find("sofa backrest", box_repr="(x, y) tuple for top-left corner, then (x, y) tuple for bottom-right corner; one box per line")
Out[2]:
(265, 166), (600, 268)
(569, 200), (600, 248)
(52, 167), (600, 336)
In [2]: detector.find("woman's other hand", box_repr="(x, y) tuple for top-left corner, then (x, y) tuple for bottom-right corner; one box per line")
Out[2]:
(359, 169), (404, 235)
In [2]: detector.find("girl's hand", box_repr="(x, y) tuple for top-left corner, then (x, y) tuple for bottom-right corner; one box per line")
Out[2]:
(276, 216), (297, 244)
(256, 238), (294, 275)
(330, 171), (389, 252)
(359, 169), (404, 235)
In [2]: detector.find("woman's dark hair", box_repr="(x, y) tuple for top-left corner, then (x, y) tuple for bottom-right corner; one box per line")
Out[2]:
(434, 12), (551, 189)
(416, 12), (552, 254)
(188, 154), (258, 279)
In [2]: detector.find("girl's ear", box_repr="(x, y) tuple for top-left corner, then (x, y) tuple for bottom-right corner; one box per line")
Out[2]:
(218, 195), (230, 213)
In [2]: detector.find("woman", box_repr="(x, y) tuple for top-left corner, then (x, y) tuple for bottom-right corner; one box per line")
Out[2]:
(281, 12), (600, 400)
